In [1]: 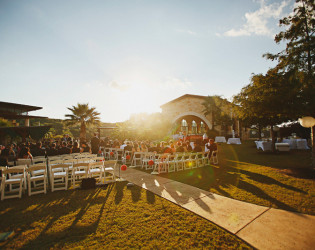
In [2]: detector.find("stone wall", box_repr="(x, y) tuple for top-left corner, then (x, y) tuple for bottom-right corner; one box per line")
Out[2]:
(161, 95), (213, 130)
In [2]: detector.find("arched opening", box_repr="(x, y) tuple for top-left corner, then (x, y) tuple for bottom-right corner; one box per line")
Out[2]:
(173, 115), (210, 136)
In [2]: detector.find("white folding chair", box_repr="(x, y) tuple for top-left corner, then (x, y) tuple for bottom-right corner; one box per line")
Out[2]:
(62, 155), (74, 161)
(89, 161), (104, 184)
(116, 149), (124, 162)
(131, 152), (143, 167)
(1, 167), (26, 200)
(63, 158), (76, 179)
(30, 163), (47, 188)
(90, 156), (105, 162)
(103, 148), (109, 160)
(183, 153), (192, 170)
(8, 165), (28, 192)
(175, 153), (184, 171)
(32, 156), (47, 165)
(103, 160), (116, 183)
(196, 152), (204, 167)
(124, 151), (133, 165)
(190, 153), (198, 169)
(157, 154), (169, 174)
(202, 152), (210, 166)
(27, 164), (47, 196)
(142, 152), (155, 170)
(72, 163), (89, 189)
(210, 150), (219, 165)
(16, 158), (32, 167)
(76, 157), (93, 164)
(167, 154), (176, 172)
(50, 164), (69, 192)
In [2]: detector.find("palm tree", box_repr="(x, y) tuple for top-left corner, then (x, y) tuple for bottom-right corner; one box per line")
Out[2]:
(65, 103), (100, 141)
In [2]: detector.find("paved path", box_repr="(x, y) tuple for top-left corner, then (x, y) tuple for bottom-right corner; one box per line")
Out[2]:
(115, 168), (315, 250)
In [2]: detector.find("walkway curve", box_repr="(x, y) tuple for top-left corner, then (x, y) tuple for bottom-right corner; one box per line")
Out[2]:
(115, 168), (315, 250)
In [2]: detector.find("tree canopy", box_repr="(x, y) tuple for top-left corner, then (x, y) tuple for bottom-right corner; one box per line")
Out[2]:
(65, 103), (100, 141)
(263, 0), (315, 76)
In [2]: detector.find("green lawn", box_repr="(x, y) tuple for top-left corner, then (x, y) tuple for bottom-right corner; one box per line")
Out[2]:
(157, 141), (315, 215)
(0, 182), (251, 249)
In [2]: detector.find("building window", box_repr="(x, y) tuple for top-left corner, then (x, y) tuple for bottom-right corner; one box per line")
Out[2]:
(192, 120), (197, 134)
(200, 121), (205, 133)
(181, 119), (188, 134)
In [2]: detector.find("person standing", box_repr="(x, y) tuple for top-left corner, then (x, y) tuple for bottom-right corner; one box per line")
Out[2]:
(91, 133), (100, 154)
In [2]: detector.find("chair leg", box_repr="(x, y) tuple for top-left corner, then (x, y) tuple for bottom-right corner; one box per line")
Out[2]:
(19, 179), (23, 198)
(1, 182), (4, 201)
(28, 177), (31, 196)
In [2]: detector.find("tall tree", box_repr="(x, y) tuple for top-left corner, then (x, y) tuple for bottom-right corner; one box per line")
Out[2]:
(263, 0), (315, 158)
(233, 72), (296, 151)
(202, 96), (232, 131)
(65, 103), (100, 141)
(263, 0), (315, 76)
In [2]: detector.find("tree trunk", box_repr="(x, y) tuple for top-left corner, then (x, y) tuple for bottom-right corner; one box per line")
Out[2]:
(258, 124), (262, 140)
(271, 125), (276, 152)
(80, 121), (86, 141)
(312, 125), (315, 168)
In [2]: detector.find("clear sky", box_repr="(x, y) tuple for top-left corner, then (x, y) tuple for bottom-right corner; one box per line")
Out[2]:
(0, 0), (293, 122)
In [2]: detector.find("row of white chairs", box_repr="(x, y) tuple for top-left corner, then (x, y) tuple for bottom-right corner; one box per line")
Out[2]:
(0, 160), (116, 201)
(103, 148), (133, 163)
(15, 153), (100, 166)
(129, 151), (218, 174)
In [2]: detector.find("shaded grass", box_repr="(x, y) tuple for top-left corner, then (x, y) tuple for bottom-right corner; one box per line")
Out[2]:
(0, 182), (251, 249)
(151, 141), (315, 215)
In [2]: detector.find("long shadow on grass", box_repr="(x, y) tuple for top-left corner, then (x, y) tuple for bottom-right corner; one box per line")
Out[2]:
(227, 160), (307, 194)
(17, 185), (115, 249)
(163, 165), (302, 213)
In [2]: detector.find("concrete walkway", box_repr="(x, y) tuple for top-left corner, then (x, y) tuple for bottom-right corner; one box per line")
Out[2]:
(115, 168), (315, 250)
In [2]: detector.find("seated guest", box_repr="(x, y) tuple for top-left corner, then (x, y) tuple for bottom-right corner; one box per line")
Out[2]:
(132, 143), (140, 153)
(206, 139), (218, 159)
(72, 141), (81, 153)
(193, 141), (203, 153)
(148, 142), (158, 153)
(183, 142), (192, 152)
(176, 142), (185, 152)
(31, 142), (46, 157)
(124, 141), (133, 152)
(58, 141), (71, 155)
(46, 143), (59, 156)
(0, 147), (9, 167)
(140, 142), (148, 152)
(161, 143), (173, 154)
(67, 141), (73, 152)
(81, 141), (91, 153)
(19, 145), (33, 159)
(112, 140), (120, 148)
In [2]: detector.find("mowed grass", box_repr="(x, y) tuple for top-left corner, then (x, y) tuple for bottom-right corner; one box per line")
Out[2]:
(158, 141), (315, 215)
(0, 182), (251, 249)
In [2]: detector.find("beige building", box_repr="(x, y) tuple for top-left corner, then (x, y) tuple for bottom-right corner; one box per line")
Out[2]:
(160, 94), (244, 138)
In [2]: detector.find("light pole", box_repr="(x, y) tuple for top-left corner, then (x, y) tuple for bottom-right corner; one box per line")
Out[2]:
(298, 117), (315, 168)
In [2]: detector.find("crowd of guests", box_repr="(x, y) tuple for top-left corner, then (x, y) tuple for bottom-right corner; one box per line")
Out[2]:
(0, 133), (218, 167)
(104, 137), (218, 159)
